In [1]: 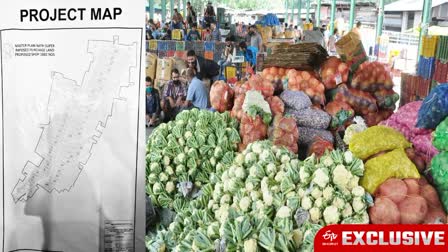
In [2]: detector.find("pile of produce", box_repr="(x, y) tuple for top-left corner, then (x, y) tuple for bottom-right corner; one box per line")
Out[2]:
(235, 74), (275, 98)
(431, 117), (448, 212)
(210, 81), (235, 113)
(325, 101), (355, 130)
(146, 109), (241, 209)
(349, 126), (420, 194)
(320, 56), (349, 89)
(269, 115), (299, 153)
(369, 178), (446, 224)
(381, 101), (438, 165)
(147, 141), (369, 251)
(264, 43), (328, 70)
(281, 90), (333, 157)
(286, 70), (326, 105)
(351, 61), (394, 92)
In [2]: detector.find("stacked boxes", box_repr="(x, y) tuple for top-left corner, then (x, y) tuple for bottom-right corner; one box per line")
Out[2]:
(434, 36), (448, 83)
(417, 35), (438, 80)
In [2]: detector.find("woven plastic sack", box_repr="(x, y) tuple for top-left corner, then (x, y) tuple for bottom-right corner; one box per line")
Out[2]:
(430, 152), (448, 212)
(433, 117), (448, 151)
(369, 178), (446, 224)
(237, 74), (275, 98)
(361, 148), (420, 194)
(333, 84), (377, 115)
(285, 107), (331, 129)
(230, 94), (245, 121)
(349, 126), (412, 160)
(266, 96), (285, 117)
(307, 137), (334, 158)
(416, 84), (448, 129)
(210, 81), (234, 112)
(239, 113), (268, 151)
(280, 90), (312, 111)
(270, 116), (299, 153)
(298, 127), (334, 146)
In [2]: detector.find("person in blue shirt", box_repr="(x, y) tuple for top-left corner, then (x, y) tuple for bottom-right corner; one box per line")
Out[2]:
(145, 76), (161, 127)
(184, 68), (209, 110)
(187, 23), (201, 41)
(238, 41), (258, 70)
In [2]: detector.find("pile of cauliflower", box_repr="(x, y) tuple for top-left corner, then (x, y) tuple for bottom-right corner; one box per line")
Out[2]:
(147, 140), (369, 252)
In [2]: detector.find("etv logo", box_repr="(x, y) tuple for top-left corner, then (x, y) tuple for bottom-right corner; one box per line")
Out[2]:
(323, 230), (338, 242)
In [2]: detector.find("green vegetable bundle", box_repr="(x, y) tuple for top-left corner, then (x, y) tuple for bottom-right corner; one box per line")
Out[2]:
(146, 109), (241, 210)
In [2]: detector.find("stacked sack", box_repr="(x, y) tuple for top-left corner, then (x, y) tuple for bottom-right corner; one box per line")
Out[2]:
(280, 90), (333, 158)
(430, 117), (448, 213)
(268, 115), (299, 153)
(348, 126), (420, 195)
(285, 70), (326, 105)
(380, 101), (438, 169)
(210, 81), (235, 112)
(369, 178), (446, 224)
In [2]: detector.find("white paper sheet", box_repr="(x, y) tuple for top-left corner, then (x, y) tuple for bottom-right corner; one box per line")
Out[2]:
(0, 1), (146, 251)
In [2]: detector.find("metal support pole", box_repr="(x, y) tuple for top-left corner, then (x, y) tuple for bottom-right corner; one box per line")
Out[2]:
(418, 0), (432, 58)
(298, 0), (302, 27)
(170, 0), (174, 20)
(149, 0), (154, 20)
(375, 0), (385, 59)
(330, 0), (336, 35)
(316, 0), (321, 27)
(349, 0), (356, 29)
(306, 0), (310, 22)
(286, 0), (289, 24)
(292, 0), (295, 25)
(183, 0), (187, 18)
(162, 0), (167, 23)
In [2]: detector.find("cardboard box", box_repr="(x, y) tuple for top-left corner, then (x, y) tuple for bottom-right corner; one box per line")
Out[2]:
(336, 31), (368, 73)
(146, 53), (157, 80)
(156, 58), (174, 81)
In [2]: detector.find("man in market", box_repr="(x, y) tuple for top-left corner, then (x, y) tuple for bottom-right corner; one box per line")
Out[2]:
(187, 23), (201, 41)
(184, 68), (209, 110)
(186, 2), (197, 29)
(161, 69), (188, 122)
(204, 2), (216, 27)
(218, 36), (236, 76)
(186, 50), (220, 82)
(239, 41), (258, 71)
(145, 76), (161, 127)
(210, 22), (221, 42)
(327, 28), (340, 56)
(246, 25), (263, 53)
(171, 8), (184, 30)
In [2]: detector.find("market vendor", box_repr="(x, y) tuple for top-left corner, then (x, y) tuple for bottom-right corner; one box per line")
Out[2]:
(184, 68), (209, 110)
(239, 41), (257, 70)
(218, 36), (236, 75)
(246, 25), (263, 52)
(186, 49), (220, 82)
(161, 69), (187, 121)
(145, 76), (161, 127)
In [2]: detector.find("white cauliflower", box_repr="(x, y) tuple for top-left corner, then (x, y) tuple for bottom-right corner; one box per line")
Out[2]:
(244, 239), (258, 252)
(244, 152), (257, 165)
(263, 191), (273, 206)
(207, 200), (215, 209)
(165, 181), (175, 193)
(332, 165), (352, 188)
(239, 197), (251, 212)
(246, 182), (255, 192)
(261, 177), (269, 193)
(266, 163), (277, 174)
(159, 172), (169, 182)
(250, 191), (261, 201)
(312, 168), (330, 188)
(311, 187), (322, 200)
(314, 197), (324, 208)
(276, 206), (292, 218)
(332, 197), (345, 210)
(290, 159), (300, 169)
(301, 196), (313, 210)
(347, 176), (360, 190)
(344, 151), (353, 164)
(322, 186), (334, 202)
(275, 170), (286, 182)
(297, 187), (306, 198)
(235, 153), (245, 166)
(292, 229), (303, 248)
(271, 185), (280, 194)
(352, 197), (366, 213)
(309, 207), (321, 223)
(351, 186), (365, 197)
(165, 166), (174, 176)
(235, 166), (246, 179)
(322, 156), (334, 167)
(255, 200), (264, 210)
(220, 194), (231, 205)
(299, 166), (310, 182)
(251, 142), (263, 154)
(323, 205), (340, 224)
(342, 203), (353, 218)
(281, 155), (291, 164)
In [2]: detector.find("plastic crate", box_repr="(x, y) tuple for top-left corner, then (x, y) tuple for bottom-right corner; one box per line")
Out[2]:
(149, 40), (158, 51)
(436, 36), (448, 61)
(175, 41), (185, 51)
(174, 51), (187, 60)
(421, 36), (438, 58)
(204, 51), (214, 60)
(225, 66), (237, 79)
(166, 50), (175, 57)
(158, 51), (167, 58)
(172, 29), (183, 40)
(185, 41), (194, 51)
(417, 56), (435, 80)
(193, 41), (204, 51)
(434, 60), (448, 83)
(204, 41), (215, 51)
(157, 41), (168, 51)
(167, 41), (176, 51)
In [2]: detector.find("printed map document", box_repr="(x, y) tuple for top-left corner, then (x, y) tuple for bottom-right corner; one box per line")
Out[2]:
(0, 1), (146, 251)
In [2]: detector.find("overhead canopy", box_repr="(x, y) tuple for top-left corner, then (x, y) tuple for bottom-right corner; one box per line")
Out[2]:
(261, 13), (281, 26)
(385, 0), (448, 12)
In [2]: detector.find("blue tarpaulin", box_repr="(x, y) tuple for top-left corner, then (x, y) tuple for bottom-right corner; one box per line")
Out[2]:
(261, 13), (280, 26)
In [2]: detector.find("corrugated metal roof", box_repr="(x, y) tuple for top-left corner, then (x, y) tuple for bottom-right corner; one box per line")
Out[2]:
(385, 0), (448, 12)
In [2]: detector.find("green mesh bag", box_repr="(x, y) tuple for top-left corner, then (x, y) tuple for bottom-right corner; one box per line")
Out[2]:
(433, 117), (448, 152)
